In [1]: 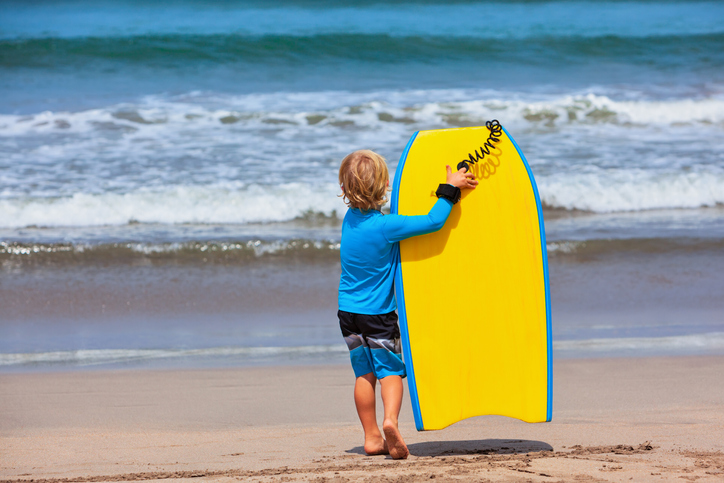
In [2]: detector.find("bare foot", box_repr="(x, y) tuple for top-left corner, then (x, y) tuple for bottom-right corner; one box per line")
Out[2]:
(383, 420), (409, 459)
(364, 436), (389, 456)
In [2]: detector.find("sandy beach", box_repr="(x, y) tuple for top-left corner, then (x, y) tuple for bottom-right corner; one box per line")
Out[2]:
(3, 2), (724, 482)
(2, 356), (723, 482)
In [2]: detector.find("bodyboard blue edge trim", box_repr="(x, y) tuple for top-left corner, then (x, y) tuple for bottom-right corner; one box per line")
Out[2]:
(391, 131), (425, 431)
(502, 126), (553, 422)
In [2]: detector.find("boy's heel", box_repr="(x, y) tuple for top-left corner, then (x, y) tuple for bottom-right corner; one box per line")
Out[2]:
(383, 422), (409, 460)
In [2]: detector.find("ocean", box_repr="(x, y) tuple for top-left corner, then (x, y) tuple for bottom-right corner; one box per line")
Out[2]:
(1, 0), (723, 371)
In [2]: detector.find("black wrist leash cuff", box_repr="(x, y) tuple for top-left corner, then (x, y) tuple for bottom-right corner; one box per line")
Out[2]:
(436, 184), (462, 204)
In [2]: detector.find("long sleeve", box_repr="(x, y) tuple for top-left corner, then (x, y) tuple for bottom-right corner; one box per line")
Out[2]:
(382, 198), (453, 243)
(338, 199), (454, 314)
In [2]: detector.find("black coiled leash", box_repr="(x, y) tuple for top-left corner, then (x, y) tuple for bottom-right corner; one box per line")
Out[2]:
(457, 119), (503, 173)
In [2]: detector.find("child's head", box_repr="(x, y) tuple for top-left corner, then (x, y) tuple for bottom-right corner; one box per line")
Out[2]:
(339, 150), (390, 211)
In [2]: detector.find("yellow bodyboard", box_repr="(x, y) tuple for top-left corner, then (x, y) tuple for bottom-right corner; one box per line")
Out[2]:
(391, 124), (552, 431)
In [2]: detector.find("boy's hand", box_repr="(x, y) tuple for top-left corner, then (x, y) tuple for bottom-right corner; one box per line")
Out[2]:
(446, 165), (478, 189)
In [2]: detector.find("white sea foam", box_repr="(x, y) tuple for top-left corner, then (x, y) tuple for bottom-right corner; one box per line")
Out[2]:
(546, 241), (584, 254)
(0, 183), (347, 228)
(0, 240), (343, 259)
(0, 345), (348, 367)
(554, 332), (724, 354)
(1, 168), (723, 228)
(1, 90), (723, 224)
(2, 92), (723, 138)
(2, 333), (723, 368)
(537, 168), (724, 212)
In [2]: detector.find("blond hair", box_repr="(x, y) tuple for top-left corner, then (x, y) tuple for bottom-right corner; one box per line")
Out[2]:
(339, 150), (390, 211)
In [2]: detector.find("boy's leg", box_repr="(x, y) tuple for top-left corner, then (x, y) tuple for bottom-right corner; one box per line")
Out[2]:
(379, 375), (409, 459)
(354, 373), (388, 455)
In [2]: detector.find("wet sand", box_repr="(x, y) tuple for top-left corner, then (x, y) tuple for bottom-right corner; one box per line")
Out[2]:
(2, 356), (723, 482)
(4, 241), (724, 362)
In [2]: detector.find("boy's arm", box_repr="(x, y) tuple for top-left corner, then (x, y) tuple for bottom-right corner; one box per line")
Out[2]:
(383, 165), (478, 243)
(383, 198), (454, 243)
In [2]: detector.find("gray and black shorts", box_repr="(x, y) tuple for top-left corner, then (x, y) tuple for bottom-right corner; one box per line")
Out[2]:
(338, 310), (406, 379)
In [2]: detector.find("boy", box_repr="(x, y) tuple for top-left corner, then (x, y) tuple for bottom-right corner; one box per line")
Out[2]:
(338, 149), (477, 459)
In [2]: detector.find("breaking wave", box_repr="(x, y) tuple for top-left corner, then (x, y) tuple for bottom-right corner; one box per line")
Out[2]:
(1, 90), (723, 223)
(0, 172), (722, 230)
(0, 184), (346, 228)
(2, 93), (724, 138)
(3, 237), (722, 268)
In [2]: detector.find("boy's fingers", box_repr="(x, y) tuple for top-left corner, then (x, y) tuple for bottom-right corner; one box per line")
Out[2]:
(446, 165), (452, 175)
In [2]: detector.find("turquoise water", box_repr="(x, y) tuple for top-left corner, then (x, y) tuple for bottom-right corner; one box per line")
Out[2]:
(2, 0), (724, 112)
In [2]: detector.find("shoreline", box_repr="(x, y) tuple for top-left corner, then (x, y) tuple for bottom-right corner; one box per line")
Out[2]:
(3, 335), (724, 375)
(2, 356), (723, 481)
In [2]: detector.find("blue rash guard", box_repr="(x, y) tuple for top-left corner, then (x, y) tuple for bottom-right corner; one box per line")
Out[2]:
(338, 198), (453, 315)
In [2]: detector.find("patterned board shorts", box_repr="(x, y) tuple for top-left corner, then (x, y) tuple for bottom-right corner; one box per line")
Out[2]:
(338, 310), (407, 379)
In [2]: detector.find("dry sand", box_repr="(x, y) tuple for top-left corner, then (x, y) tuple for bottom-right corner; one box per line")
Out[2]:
(2, 356), (723, 482)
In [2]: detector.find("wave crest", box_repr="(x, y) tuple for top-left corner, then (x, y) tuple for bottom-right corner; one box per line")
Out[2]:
(0, 184), (346, 228)
(1, 170), (723, 230)
(3, 93), (724, 139)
